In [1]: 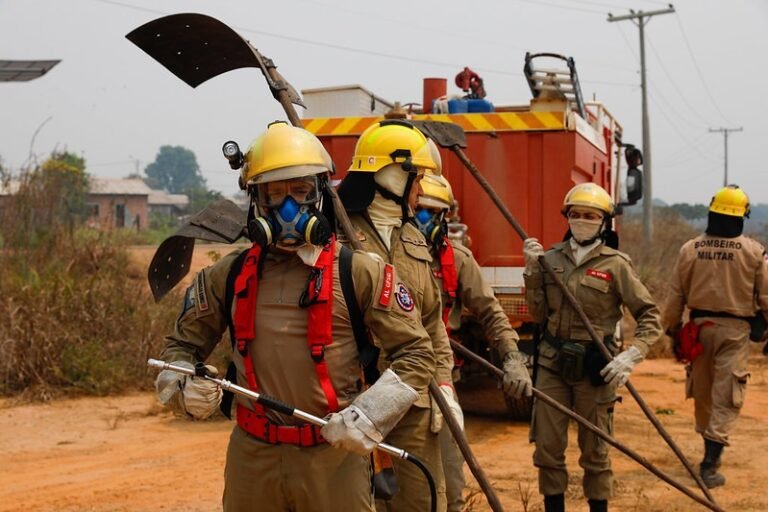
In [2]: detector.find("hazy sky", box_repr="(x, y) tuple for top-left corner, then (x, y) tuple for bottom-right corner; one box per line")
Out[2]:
(2, 0), (766, 204)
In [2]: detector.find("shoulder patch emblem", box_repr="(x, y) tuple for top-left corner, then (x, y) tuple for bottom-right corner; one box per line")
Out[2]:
(181, 284), (196, 315)
(586, 268), (612, 282)
(379, 264), (394, 306)
(196, 271), (209, 312)
(395, 282), (415, 312)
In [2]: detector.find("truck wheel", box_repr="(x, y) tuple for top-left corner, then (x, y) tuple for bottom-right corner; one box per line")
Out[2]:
(504, 394), (533, 422)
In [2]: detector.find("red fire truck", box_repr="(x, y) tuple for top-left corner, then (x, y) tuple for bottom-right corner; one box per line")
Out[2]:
(300, 54), (642, 419)
(126, 14), (644, 419)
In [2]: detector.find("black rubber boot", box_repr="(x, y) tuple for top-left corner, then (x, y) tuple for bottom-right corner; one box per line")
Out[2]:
(544, 493), (565, 512)
(700, 439), (726, 488)
(588, 499), (608, 512)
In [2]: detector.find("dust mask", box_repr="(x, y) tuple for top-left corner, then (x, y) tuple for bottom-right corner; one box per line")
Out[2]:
(568, 218), (603, 243)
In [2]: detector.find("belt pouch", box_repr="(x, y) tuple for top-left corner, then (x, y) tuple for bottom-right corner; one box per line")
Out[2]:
(559, 341), (586, 381)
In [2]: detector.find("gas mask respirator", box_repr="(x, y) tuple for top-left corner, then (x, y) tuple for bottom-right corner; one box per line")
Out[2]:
(414, 208), (447, 246)
(248, 179), (332, 248)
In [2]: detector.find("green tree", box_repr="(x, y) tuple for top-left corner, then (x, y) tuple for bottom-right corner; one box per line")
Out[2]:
(144, 145), (205, 194)
(1, 151), (90, 247)
(185, 185), (224, 215)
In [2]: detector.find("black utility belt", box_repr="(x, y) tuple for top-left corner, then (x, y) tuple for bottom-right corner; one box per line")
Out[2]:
(542, 329), (614, 349)
(690, 309), (767, 342)
(542, 330), (611, 385)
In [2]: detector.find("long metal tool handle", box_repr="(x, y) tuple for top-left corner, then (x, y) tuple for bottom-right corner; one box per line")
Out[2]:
(148, 359), (409, 459)
(429, 380), (504, 512)
(449, 342), (724, 512)
(450, 147), (719, 507)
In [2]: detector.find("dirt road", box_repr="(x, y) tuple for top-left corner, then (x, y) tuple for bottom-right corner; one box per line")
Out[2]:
(2, 352), (767, 512)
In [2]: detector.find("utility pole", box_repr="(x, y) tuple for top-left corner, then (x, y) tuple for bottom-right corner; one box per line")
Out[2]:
(608, 5), (675, 242)
(709, 127), (743, 186)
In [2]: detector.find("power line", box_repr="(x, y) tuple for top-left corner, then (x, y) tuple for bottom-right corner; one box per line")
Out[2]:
(647, 86), (714, 161)
(97, 0), (638, 87)
(646, 38), (711, 127)
(514, 0), (605, 15)
(673, 13), (730, 124)
(296, 0), (639, 73)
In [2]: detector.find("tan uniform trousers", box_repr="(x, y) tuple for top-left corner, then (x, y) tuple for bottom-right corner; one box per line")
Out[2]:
(376, 406), (447, 512)
(532, 367), (617, 500)
(224, 426), (374, 512)
(438, 423), (466, 512)
(689, 318), (751, 446)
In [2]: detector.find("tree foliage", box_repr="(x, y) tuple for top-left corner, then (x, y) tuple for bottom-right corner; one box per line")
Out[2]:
(144, 145), (205, 194)
(185, 185), (224, 215)
(0, 151), (90, 247)
(668, 203), (709, 220)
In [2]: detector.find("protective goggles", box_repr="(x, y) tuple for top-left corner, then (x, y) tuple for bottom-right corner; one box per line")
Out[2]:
(255, 176), (321, 208)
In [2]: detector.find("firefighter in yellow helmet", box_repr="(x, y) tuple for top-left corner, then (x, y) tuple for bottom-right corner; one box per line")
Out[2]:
(662, 185), (768, 488)
(338, 120), (454, 512)
(523, 183), (662, 512)
(154, 121), (438, 512)
(416, 169), (532, 512)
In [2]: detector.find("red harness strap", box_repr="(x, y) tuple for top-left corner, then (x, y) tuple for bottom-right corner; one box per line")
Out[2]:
(304, 239), (339, 413)
(438, 242), (458, 334)
(232, 239), (339, 445)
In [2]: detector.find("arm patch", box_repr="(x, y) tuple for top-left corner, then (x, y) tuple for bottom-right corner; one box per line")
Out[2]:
(196, 271), (210, 313)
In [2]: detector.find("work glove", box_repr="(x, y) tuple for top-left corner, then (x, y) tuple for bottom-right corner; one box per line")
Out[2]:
(322, 369), (418, 455)
(523, 238), (544, 274)
(429, 384), (465, 434)
(502, 351), (533, 399)
(155, 361), (222, 420)
(600, 346), (644, 388)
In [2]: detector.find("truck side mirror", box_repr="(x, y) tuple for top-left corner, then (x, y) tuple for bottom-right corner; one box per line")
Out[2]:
(625, 146), (643, 168)
(626, 167), (643, 205)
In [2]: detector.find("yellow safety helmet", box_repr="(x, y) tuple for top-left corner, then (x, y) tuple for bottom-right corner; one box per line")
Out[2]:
(426, 138), (443, 176)
(709, 185), (750, 217)
(562, 183), (614, 216)
(348, 120), (437, 173)
(418, 171), (453, 210)
(241, 121), (332, 189)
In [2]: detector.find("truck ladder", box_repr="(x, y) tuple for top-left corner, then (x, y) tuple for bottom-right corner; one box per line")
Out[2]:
(524, 52), (587, 120)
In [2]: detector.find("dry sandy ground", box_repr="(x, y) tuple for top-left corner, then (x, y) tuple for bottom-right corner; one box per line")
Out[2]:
(1, 245), (766, 511)
(2, 354), (766, 512)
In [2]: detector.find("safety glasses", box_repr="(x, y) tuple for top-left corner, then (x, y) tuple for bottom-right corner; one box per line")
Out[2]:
(255, 176), (320, 208)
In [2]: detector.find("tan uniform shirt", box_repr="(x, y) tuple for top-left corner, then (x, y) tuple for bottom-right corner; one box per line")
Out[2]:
(160, 243), (436, 425)
(345, 213), (454, 404)
(662, 234), (768, 329)
(524, 241), (662, 356)
(432, 241), (520, 359)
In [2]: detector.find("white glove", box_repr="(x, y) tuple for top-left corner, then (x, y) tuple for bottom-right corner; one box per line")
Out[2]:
(155, 361), (222, 420)
(502, 351), (533, 399)
(523, 238), (544, 274)
(322, 369), (418, 455)
(429, 384), (465, 434)
(600, 346), (644, 388)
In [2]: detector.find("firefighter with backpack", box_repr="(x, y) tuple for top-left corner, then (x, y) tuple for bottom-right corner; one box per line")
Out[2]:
(154, 121), (438, 512)
(337, 119), (457, 512)
(415, 166), (532, 512)
(663, 185), (768, 488)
